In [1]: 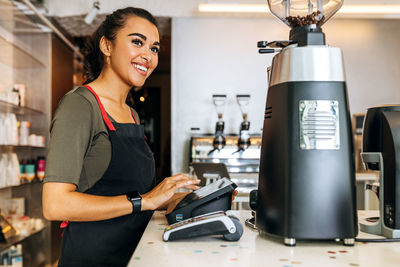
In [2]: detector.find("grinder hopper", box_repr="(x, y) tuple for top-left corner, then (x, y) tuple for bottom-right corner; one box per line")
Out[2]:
(268, 0), (343, 28)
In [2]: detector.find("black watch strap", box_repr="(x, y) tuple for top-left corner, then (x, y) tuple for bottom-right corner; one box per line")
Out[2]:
(126, 191), (142, 214)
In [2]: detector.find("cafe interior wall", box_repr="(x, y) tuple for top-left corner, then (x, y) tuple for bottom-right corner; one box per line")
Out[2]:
(171, 16), (400, 173)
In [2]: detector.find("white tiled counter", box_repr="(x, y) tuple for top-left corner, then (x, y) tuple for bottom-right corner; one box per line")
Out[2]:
(128, 210), (400, 267)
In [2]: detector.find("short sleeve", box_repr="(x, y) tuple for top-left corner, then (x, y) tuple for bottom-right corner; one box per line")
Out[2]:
(44, 92), (94, 186)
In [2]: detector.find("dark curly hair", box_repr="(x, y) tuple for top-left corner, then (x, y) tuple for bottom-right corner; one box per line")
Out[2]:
(83, 7), (158, 84)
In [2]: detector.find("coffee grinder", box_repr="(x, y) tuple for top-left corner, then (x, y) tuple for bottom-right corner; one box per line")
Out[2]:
(254, 0), (357, 246)
(209, 95), (227, 154)
(236, 95), (251, 152)
(360, 106), (400, 238)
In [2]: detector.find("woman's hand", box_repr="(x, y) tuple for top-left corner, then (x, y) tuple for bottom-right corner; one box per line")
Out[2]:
(232, 189), (238, 202)
(141, 174), (200, 211)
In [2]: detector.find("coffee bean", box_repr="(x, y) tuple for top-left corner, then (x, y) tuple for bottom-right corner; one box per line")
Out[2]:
(286, 11), (325, 28)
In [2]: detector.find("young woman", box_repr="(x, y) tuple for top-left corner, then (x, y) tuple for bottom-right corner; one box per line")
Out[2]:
(42, 7), (199, 266)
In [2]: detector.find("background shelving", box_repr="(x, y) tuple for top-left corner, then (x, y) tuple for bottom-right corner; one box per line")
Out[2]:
(0, 1), (51, 266)
(0, 100), (45, 116)
(0, 25), (46, 69)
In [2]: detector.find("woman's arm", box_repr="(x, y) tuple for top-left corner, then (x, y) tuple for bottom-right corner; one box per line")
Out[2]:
(43, 174), (199, 222)
(43, 182), (132, 221)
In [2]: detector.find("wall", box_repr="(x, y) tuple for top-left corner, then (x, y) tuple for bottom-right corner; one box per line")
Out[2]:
(171, 17), (400, 173)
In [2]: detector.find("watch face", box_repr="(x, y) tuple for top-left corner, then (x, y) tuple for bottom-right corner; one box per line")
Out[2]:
(127, 191), (142, 214)
(127, 191), (141, 200)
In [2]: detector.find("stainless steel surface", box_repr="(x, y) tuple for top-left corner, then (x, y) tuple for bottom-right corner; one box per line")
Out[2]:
(284, 238), (296, 246)
(299, 100), (340, 150)
(191, 135), (260, 209)
(191, 135), (261, 173)
(245, 217), (257, 230)
(269, 46), (345, 86)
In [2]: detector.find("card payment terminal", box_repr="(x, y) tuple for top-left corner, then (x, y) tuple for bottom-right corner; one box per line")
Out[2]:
(163, 211), (243, 241)
(165, 178), (237, 224)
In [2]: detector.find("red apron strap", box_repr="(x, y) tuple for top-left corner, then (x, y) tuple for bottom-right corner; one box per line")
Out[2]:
(83, 85), (116, 131)
(60, 221), (69, 236)
(130, 110), (138, 124)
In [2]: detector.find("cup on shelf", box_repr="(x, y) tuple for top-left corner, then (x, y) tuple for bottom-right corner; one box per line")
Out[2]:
(3, 113), (19, 145)
(13, 84), (26, 107)
(24, 161), (35, 181)
(0, 153), (21, 187)
(0, 86), (22, 106)
(19, 121), (30, 146)
(36, 157), (45, 181)
(28, 134), (45, 147)
(10, 153), (21, 186)
(0, 154), (7, 187)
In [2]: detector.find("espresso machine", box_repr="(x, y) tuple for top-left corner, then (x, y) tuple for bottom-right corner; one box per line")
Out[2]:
(254, 0), (357, 246)
(360, 106), (400, 238)
(190, 95), (262, 197)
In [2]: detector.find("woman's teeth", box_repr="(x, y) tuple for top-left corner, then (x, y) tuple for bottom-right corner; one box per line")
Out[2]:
(133, 63), (148, 72)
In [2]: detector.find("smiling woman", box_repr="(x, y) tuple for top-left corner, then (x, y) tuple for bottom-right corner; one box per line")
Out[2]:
(42, 7), (199, 267)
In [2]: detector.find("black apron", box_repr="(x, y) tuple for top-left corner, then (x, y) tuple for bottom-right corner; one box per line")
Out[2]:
(58, 85), (155, 267)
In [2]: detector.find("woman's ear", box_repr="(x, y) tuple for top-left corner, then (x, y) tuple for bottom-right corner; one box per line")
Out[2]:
(99, 36), (112, 57)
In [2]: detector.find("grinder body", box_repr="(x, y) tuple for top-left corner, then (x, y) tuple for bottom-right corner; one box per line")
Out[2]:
(256, 45), (358, 241)
(363, 106), (400, 230)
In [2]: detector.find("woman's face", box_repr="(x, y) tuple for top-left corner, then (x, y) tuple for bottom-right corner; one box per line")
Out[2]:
(107, 16), (160, 87)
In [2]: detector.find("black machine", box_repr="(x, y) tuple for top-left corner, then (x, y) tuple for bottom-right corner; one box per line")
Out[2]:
(163, 211), (243, 242)
(252, 0), (357, 246)
(165, 178), (237, 225)
(359, 106), (400, 238)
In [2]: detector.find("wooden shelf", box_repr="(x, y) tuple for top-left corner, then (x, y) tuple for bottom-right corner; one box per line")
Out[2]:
(0, 180), (42, 191)
(0, 226), (45, 252)
(0, 145), (46, 149)
(0, 99), (45, 116)
(0, 25), (45, 69)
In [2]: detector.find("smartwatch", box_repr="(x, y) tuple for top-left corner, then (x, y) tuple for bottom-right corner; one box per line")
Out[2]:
(126, 191), (142, 214)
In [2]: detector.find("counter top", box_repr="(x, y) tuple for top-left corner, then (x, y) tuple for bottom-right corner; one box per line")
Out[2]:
(128, 210), (400, 267)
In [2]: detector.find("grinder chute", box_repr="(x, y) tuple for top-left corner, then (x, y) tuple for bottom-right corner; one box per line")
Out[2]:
(209, 95), (227, 155)
(236, 95), (251, 153)
(253, 0), (358, 246)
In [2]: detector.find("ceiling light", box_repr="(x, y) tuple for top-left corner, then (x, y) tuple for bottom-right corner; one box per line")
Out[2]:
(84, 1), (100, 25)
(198, 3), (267, 13)
(340, 5), (400, 15)
(198, 3), (400, 17)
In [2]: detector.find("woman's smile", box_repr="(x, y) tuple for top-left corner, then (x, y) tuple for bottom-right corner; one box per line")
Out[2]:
(132, 62), (149, 76)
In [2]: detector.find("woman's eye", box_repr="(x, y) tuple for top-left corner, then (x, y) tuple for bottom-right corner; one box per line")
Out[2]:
(132, 39), (143, 46)
(151, 47), (160, 54)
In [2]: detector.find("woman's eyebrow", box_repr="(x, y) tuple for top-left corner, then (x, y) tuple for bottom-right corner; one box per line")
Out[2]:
(128, 33), (147, 40)
(128, 33), (160, 46)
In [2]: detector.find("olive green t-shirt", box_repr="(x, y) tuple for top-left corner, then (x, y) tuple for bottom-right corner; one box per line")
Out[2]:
(44, 86), (140, 192)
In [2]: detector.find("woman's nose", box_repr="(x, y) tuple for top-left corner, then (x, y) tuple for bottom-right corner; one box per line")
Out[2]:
(141, 50), (151, 62)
